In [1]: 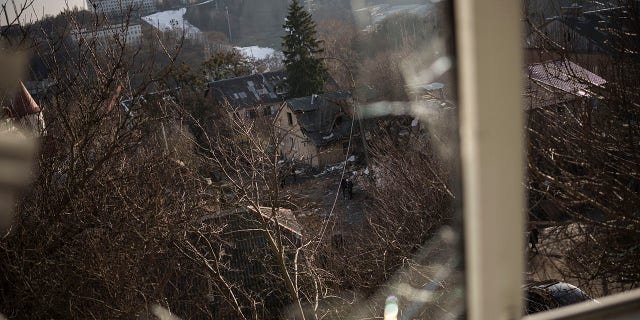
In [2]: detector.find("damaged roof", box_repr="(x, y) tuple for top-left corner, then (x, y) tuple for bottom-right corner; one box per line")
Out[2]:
(526, 59), (606, 109)
(207, 70), (287, 109)
(286, 91), (353, 147)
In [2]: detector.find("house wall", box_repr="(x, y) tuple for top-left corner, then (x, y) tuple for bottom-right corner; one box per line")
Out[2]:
(275, 106), (349, 167)
(275, 106), (321, 166)
(543, 20), (598, 54)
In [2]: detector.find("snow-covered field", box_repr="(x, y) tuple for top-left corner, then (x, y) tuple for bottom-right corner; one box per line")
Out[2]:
(235, 46), (279, 60)
(142, 8), (201, 39)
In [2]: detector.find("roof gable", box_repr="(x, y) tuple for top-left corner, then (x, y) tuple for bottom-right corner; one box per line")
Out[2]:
(286, 91), (353, 147)
(9, 82), (41, 118)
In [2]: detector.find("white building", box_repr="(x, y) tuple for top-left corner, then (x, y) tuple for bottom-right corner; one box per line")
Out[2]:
(86, 0), (156, 16)
(71, 23), (143, 47)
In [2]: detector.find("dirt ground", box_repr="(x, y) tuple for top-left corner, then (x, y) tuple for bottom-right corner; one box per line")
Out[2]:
(279, 164), (369, 238)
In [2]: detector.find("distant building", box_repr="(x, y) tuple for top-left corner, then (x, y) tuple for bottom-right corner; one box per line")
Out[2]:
(86, 0), (156, 16)
(276, 91), (354, 167)
(71, 23), (143, 47)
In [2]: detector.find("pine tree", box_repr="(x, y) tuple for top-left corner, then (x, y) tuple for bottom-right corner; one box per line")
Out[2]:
(281, 0), (328, 98)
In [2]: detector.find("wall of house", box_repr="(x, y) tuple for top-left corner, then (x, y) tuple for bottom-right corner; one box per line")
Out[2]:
(543, 20), (596, 53)
(275, 107), (321, 166)
(275, 105), (351, 168)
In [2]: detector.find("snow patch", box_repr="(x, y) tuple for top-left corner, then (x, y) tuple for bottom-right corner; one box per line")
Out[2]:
(235, 46), (278, 60)
(322, 132), (334, 140)
(313, 162), (345, 178)
(142, 8), (201, 39)
(193, 0), (215, 6)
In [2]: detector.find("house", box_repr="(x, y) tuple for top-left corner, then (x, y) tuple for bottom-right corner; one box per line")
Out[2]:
(205, 70), (287, 120)
(275, 91), (353, 167)
(524, 60), (607, 221)
(196, 205), (302, 317)
(525, 5), (640, 75)
(526, 6), (640, 55)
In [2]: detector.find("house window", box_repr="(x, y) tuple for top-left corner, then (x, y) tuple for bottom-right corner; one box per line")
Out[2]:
(263, 106), (271, 116)
(287, 112), (293, 125)
(246, 109), (257, 119)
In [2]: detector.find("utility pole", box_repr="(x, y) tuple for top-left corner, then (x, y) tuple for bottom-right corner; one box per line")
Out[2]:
(225, 6), (232, 43)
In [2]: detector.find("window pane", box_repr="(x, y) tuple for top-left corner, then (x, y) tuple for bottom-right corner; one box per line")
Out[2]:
(524, 0), (640, 315)
(0, 0), (462, 319)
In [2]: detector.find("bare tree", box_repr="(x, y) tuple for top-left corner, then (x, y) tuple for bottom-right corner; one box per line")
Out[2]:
(0, 6), (232, 319)
(524, 0), (640, 297)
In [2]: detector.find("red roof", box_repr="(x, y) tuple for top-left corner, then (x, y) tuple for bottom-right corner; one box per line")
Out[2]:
(105, 85), (123, 112)
(9, 82), (41, 118)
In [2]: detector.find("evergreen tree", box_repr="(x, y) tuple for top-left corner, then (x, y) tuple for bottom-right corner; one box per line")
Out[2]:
(281, 0), (328, 98)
